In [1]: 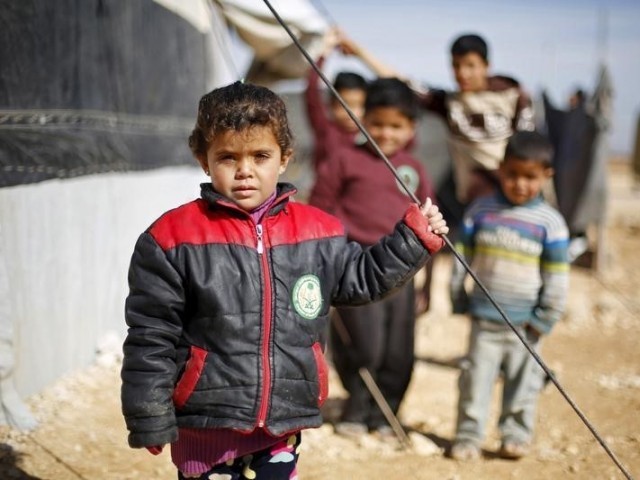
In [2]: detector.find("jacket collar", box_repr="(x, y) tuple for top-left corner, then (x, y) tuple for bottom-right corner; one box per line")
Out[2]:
(497, 190), (544, 208)
(200, 182), (297, 216)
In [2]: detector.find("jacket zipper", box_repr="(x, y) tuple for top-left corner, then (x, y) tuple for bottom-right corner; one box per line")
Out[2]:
(256, 222), (272, 427)
(256, 224), (264, 254)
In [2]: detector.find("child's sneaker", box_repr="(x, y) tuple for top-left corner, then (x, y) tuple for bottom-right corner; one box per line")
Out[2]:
(334, 421), (367, 439)
(450, 440), (481, 461)
(371, 425), (396, 442)
(498, 440), (530, 459)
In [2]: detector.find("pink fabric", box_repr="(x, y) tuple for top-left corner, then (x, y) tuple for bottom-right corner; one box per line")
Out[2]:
(249, 191), (277, 224)
(171, 428), (289, 476)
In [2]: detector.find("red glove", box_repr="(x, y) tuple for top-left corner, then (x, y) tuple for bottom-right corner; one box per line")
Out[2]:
(146, 445), (164, 455)
(403, 203), (446, 254)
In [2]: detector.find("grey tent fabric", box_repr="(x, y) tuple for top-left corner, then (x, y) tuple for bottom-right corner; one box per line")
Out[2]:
(0, 0), (331, 405)
(0, 0), (218, 187)
(0, 224), (37, 431)
(217, 0), (328, 86)
(0, 0), (238, 424)
(0, 0), (330, 187)
(542, 66), (612, 237)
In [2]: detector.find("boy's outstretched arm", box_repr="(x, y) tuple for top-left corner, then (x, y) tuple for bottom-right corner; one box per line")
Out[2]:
(337, 32), (400, 79)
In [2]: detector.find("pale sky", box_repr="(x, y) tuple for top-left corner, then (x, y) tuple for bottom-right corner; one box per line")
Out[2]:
(316, 0), (640, 154)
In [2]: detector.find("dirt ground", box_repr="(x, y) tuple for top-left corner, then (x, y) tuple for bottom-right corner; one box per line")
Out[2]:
(1, 162), (639, 480)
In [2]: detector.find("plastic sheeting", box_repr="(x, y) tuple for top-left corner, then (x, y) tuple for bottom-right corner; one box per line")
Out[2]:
(0, 0), (237, 400)
(218, 0), (328, 85)
(0, 167), (205, 397)
(0, 0), (332, 403)
(0, 0), (234, 187)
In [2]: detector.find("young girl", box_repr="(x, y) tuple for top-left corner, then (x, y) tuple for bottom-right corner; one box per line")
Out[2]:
(305, 27), (398, 171)
(121, 81), (448, 479)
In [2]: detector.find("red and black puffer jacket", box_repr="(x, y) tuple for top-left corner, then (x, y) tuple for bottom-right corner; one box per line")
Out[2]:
(121, 183), (441, 448)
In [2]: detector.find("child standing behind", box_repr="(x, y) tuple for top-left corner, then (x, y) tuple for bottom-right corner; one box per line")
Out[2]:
(449, 131), (569, 461)
(309, 77), (435, 438)
(420, 33), (535, 208)
(121, 81), (448, 479)
(305, 28), (397, 169)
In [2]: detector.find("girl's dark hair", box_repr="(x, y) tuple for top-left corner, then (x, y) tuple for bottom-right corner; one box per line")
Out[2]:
(188, 81), (293, 157)
(333, 71), (367, 92)
(451, 34), (489, 63)
(365, 77), (419, 121)
(504, 131), (554, 167)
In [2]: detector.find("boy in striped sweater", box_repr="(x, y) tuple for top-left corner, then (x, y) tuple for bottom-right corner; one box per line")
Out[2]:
(449, 131), (569, 461)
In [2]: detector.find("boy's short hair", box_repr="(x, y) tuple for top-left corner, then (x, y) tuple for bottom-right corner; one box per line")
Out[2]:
(364, 77), (419, 121)
(333, 71), (367, 92)
(451, 34), (489, 63)
(504, 131), (554, 167)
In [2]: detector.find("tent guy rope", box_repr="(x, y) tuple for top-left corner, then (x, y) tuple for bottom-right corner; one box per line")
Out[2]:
(261, 0), (635, 478)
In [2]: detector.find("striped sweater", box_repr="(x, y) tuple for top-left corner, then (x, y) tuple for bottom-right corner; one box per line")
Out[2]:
(450, 193), (569, 334)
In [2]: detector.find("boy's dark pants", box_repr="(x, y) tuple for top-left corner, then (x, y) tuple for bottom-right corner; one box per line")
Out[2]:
(330, 281), (415, 429)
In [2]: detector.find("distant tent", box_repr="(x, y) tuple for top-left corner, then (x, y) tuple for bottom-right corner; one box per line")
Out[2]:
(542, 65), (612, 267)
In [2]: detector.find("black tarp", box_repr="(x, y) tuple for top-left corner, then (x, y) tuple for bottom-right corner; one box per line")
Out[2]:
(0, 0), (213, 187)
(542, 66), (612, 237)
(633, 113), (640, 182)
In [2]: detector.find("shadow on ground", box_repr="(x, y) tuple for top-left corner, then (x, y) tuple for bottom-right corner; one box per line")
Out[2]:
(0, 443), (42, 479)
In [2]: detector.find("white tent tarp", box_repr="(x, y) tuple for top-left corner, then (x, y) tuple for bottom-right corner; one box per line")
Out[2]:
(0, 0), (327, 427)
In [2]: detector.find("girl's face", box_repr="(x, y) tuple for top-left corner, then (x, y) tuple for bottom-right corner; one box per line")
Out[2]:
(198, 126), (291, 211)
(331, 88), (366, 133)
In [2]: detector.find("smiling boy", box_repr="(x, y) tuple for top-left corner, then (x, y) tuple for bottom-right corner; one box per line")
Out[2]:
(420, 34), (535, 207)
(309, 77), (436, 438)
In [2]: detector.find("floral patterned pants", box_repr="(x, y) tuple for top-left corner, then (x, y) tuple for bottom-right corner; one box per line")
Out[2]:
(177, 433), (301, 480)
